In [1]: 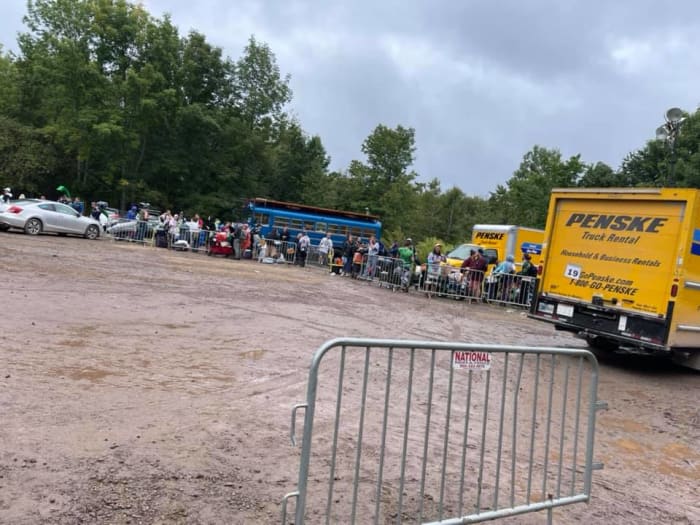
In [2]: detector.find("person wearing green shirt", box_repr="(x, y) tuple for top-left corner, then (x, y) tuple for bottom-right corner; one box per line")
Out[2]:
(398, 239), (414, 268)
(394, 239), (415, 291)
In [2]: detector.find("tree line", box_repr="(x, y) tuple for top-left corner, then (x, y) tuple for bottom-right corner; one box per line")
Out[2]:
(1, 0), (699, 248)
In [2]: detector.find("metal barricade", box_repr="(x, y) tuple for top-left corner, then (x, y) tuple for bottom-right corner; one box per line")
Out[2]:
(354, 252), (382, 281)
(282, 338), (605, 524)
(301, 244), (335, 270)
(375, 256), (414, 291)
(484, 273), (538, 308)
(255, 239), (296, 264)
(170, 227), (209, 253)
(418, 266), (486, 301)
(108, 219), (156, 246)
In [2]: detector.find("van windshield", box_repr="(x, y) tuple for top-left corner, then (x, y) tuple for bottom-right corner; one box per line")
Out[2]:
(447, 244), (499, 263)
(447, 244), (481, 260)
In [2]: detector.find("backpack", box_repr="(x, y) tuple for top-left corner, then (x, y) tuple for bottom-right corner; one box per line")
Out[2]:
(522, 260), (537, 277)
(377, 241), (386, 256)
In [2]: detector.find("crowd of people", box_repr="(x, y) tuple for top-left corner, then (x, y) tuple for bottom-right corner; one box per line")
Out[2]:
(115, 211), (537, 306)
(254, 231), (538, 306)
(0, 189), (537, 305)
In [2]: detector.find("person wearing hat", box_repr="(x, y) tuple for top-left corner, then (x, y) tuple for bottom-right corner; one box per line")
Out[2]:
(2, 187), (12, 204)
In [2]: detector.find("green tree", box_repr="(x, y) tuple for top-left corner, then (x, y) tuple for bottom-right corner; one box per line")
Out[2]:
(0, 116), (57, 193)
(233, 35), (292, 130)
(343, 124), (419, 231)
(0, 46), (19, 116)
(620, 108), (700, 189)
(489, 145), (585, 228)
(577, 162), (618, 187)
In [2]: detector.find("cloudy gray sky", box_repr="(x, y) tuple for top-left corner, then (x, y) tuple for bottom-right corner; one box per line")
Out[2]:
(2, 0), (700, 195)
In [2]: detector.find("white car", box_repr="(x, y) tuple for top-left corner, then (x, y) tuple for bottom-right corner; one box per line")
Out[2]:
(0, 199), (101, 239)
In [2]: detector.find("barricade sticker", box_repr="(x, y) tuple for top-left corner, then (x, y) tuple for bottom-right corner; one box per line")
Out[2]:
(453, 351), (492, 370)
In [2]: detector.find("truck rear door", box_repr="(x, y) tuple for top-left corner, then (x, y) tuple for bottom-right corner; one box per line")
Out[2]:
(541, 198), (686, 318)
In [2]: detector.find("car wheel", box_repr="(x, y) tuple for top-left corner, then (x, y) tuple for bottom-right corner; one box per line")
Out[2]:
(25, 218), (42, 235)
(85, 225), (99, 240)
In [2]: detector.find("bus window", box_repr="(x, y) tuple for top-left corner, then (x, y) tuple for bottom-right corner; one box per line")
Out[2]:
(274, 216), (289, 228)
(328, 223), (345, 235)
(290, 219), (303, 230)
(255, 212), (270, 226)
(304, 221), (314, 231)
(316, 222), (327, 232)
(362, 229), (374, 239)
(351, 227), (361, 237)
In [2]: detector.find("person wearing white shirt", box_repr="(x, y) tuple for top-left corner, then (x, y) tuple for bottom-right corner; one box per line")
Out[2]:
(298, 231), (311, 268)
(318, 232), (333, 268)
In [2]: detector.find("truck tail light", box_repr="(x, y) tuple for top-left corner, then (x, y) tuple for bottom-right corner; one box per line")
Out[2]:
(671, 283), (678, 297)
(537, 264), (543, 275)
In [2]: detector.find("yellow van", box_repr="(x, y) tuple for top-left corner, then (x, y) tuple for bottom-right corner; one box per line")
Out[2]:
(471, 224), (545, 271)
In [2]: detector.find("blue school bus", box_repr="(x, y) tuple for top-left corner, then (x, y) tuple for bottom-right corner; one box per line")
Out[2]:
(246, 198), (382, 246)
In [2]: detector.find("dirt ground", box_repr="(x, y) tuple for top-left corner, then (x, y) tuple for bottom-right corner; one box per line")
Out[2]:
(0, 233), (698, 525)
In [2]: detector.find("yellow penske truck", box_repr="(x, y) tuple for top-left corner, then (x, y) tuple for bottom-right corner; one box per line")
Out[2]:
(530, 188), (700, 370)
(471, 224), (545, 270)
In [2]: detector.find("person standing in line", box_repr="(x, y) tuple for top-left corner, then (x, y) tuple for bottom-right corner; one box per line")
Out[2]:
(318, 232), (333, 269)
(136, 205), (149, 241)
(280, 226), (291, 262)
(342, 234), (356, 276)
(364, 235), (380, 279)
(168, 213), (179, 242)
(468, 248), (488, 299)
(493, 254), (516, 301)
(71, 196), (84, 215)
(280, 226), (290, 243)
(426, 243), (446, 295)
(389, 241), (399, 259)
(298, 230), (311, 268)
(518, 252), (538, 305)
(396, 239), (415, 290)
